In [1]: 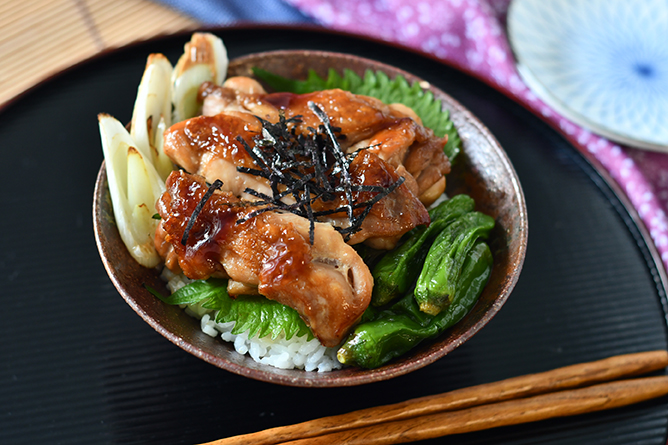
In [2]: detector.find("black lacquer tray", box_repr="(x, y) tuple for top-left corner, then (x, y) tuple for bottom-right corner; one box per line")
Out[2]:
(1, 26), (667, 444)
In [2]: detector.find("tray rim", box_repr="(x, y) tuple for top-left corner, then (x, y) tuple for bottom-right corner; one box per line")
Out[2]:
(4, 24), (668, 443)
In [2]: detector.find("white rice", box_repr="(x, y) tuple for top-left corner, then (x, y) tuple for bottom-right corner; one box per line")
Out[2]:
(161, 269), (342, 372)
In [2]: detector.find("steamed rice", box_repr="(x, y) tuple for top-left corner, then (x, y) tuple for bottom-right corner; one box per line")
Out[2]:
(162, 268), (342, 372)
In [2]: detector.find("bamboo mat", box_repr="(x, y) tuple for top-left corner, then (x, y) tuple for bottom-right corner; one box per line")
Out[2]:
(0, 0), (198, 108)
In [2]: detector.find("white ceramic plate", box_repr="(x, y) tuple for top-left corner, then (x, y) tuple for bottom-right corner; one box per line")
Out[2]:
(508, 0), (668, 151)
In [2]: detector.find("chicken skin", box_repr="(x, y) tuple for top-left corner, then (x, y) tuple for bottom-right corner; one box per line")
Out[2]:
(163, 107), (430, 249)
(155, 170), (373, 347)
(198, 79), (451, 205)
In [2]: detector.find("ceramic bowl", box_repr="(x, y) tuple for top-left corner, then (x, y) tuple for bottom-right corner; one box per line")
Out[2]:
(93, 50), (528, 387)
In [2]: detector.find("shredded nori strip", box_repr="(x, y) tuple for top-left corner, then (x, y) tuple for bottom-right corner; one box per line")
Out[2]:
(181, 179), (224, 245)
(307, 101), (355, 223)
(228, 104), (404, 243)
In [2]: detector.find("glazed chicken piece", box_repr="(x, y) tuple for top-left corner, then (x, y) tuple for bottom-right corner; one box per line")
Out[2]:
(349, 117), (451, 205)
(163, 110), (429, 249)
(198, 79), (451, 205)
(200, 80), (406, 148)
(155, 170), (373, 347)
(200, 77), (278, 120)
(314, 150), (430, 249)
(163, 110), (273, 201)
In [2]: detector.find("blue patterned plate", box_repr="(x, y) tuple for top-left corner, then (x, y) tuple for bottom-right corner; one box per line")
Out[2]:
(508, 0), (668, 151)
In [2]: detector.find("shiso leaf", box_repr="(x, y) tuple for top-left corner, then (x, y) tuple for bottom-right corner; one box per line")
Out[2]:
(151, 278), (227, 305)
(252, 67), (462, 162)
(213, 293), (313, 341)
(150, 279), (313, 341)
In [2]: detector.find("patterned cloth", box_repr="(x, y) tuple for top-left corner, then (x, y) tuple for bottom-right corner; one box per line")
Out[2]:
(161, 0), (668, 270)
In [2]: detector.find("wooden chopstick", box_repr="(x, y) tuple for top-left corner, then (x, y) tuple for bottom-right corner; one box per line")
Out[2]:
(282, 376), (668, 444)
(202, 350), (668, 445)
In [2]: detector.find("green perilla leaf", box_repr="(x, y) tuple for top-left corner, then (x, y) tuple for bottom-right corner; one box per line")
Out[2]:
(148, 279), (313, 341)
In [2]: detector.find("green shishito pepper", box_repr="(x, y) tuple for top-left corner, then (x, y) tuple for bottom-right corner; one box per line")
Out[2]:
(370, 195), (475, 307)
(414, 211), (495, 315)
(338, 240), (493, 369)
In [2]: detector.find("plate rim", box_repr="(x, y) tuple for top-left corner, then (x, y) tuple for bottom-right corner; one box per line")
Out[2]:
(507, 0), (668, 152)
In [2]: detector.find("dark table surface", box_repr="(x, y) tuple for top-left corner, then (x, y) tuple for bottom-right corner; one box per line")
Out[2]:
(1, 27), (667, 444)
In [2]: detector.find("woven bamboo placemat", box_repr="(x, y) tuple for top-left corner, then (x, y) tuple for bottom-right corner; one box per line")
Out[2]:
(0, 0), (197, 107)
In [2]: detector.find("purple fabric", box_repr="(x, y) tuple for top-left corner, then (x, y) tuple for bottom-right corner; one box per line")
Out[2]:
(286, 0), (668, 270)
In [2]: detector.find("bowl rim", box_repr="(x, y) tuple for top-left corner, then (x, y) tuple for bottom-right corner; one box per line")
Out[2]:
(93, 49), (528, 387)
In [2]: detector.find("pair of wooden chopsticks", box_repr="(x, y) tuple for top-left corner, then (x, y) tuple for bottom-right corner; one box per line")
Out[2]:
(202, 350), (668, 445)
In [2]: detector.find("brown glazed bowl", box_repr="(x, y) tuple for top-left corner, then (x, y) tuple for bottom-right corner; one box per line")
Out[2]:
(93, 50), (528, 387)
